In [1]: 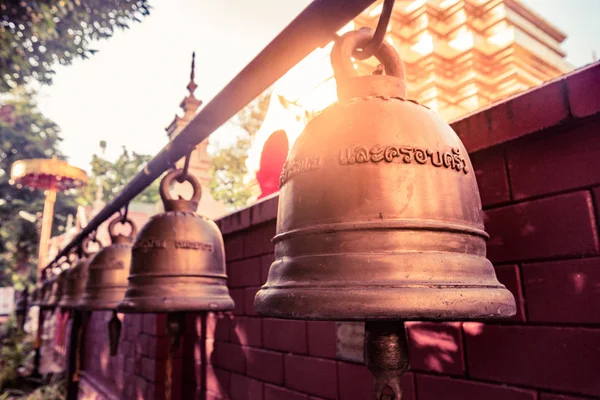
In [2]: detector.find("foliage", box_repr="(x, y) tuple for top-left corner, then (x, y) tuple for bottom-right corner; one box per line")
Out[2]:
(0, 0), (151, 92)
(209, 91), (271, 207)
(78, 143), (160, 205)
(209, 135), (253, 207)
(21, 376), (66, 400)
(0, 89), (77, 287)
(0, 315), (34, 391)
(233, 90), (271, 140)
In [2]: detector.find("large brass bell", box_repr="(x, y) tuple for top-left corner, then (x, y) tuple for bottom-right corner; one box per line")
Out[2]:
(118, 169), (233, 314)
(59, 238), (100, 310)
(255, 28), (516, 398)
(79, 217), (136, 311)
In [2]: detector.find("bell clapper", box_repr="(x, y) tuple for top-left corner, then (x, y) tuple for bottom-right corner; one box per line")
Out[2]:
(108, 311), (122, 356)
(364, 321), (409, 400)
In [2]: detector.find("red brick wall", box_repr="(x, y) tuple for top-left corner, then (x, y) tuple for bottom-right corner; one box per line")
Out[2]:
(72, 62), (600, 399)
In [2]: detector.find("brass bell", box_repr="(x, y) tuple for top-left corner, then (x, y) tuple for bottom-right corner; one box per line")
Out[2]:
(79, 217), (136, 311)
(59, 238), (100, 310)
(45, 268), (67, 311)
(118, 168), (233, 352)
(30, 287), (40, 307)
(255, 29), (515, 398)
(118, 169), (233, 322)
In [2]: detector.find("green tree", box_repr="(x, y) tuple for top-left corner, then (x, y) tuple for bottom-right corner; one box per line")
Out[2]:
(209, 91), (271, 208)
(0, 89), (77, 288)
(79, 143), (160, 205)
(0, 0), (151, 92)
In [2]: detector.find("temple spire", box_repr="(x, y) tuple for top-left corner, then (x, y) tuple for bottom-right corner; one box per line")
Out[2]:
(187, 51), (198, 97)
(166, 51), (203, 139)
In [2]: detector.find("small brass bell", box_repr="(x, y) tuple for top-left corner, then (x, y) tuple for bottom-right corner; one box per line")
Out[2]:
(79, 217), (136, 311)
(79, 217), (135, 356)
(118, 169), (234, 314)
(118, 169), (234, 349)
(43, 271), (65, 311)
(30, 287), (40, 307)
(59, 238), (100, 310)
(255, 28), (516, 399)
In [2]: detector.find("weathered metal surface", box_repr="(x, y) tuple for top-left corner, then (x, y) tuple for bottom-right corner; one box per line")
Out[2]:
(78, 218), (136, 311)
(117, 169), (234, 314)
(255, 29), (516, 321)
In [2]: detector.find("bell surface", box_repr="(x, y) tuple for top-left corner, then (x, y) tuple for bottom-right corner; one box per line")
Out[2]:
(255, 29), (516, 321)
(30, 287), (40, 307)
(79, 218), (136, 311)
(118, 169), (234, 313)
(44, 272), (66, 310)
(59, 257), (91, 309)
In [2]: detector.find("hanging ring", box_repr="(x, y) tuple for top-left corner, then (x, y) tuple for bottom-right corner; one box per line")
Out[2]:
(352, 0), (395, 60)
(108, 215), (137, 240)
(332, 28), (405, 81)
(160, 168), (202, 205)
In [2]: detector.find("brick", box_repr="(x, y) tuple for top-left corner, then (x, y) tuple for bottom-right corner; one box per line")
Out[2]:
(203, 312), (232, 341)
(246, 347), (284, 385)
(228, 257), (262, 288)
(406, 322), (464, 375)
(143, 313), (168, 336)
(336, 362), (372, 400)
(464, 324), (600, 396)
(507, 120), (600, 199)
(251, 195), (279, 226)
(494, 265), (526, 322)
(261, 253), (275, 284)
(459, 107), (491, 153)
(485, 191), (599, 263)
(212, 342), (245, 374)
(220, 208), (251, 235)
(510, 80), (569, 139)
(567, 63), (600, 118)
(243, 221), (276, 258)
(230, 373), (263, 400)
(471, 147), (510, 207)
(230, 289), (245, 316)
(523, 257), (600, 323)
(285, 354), (337, 399)
(263, 318), (307, 354)
(265, 384), (309, 400)
(245, 287), (260, 316)
(231, 317), (262, 347)
(416, 374), (536, 400)
(140, 356), (166, 383)
(540, 393), (590, 400)
(307, 321), (337, 359)
(224, 233), (245, 262)
(206, 366), (230, 398)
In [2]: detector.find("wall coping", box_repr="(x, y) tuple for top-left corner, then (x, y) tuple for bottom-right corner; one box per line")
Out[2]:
(216, 61), (600, 235)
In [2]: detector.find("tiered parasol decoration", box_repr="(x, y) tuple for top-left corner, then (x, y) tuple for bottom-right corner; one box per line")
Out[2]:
(10, 157), (87, 281)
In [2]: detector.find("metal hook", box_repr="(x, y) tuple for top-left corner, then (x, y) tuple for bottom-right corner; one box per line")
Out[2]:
(352, 0), (395, 60)
(120, 203), (129, 223)
(176, 148), (193, 183)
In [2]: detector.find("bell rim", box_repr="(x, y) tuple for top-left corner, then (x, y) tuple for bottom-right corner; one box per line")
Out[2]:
(255, 286), (516, 321)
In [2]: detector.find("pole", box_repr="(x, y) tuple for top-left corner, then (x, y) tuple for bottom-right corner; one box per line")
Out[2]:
(37, 188), (56, 282)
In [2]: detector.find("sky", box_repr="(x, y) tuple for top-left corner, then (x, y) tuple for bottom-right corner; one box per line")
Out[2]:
(34, 0), (600, 172)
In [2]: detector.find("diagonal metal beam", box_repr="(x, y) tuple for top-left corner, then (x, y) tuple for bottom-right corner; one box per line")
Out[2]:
(44, 0), (377, 272)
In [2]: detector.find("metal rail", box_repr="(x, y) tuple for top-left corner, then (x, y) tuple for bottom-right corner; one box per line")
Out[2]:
(43, 0), (377, 273)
